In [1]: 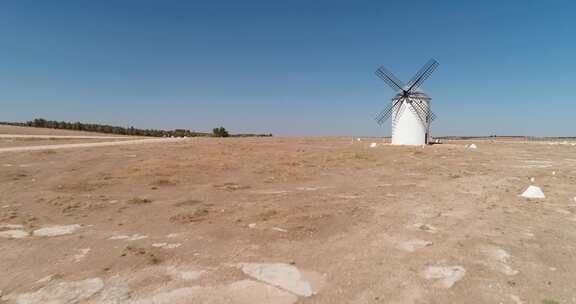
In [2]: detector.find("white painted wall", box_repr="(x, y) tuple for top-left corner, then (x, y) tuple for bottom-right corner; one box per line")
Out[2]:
(391, 99), (430, 146)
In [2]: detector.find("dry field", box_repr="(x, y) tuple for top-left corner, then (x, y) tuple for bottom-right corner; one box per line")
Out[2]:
(1, 131), (576, 303)
(0, 125), (132, 137)
(0, 138), (136, 149)
(0, 125), (138, 148)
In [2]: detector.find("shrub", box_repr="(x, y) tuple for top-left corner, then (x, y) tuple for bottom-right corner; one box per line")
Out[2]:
(212, 127), (229, 137)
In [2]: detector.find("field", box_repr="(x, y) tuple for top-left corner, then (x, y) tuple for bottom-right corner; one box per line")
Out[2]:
(0, 125), (132, 137)
(1, 128), (576, 303)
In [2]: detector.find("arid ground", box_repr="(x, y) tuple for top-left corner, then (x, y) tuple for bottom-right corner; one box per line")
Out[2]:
(1, 126), (576, 303)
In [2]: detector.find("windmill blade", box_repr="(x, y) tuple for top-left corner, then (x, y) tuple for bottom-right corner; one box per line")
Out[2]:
(406, 59), (439, 92)
(375, 66), (406, 92)
(413, 100), (437, 122)
(392, 99), (407, 125)
(405, 59), (437, 90)
(375, 104), (394, 126)
(411, 99), (431, 120)
(407, 100), (428, 128)
(392, 100), (407, 133)
(411, 99), (437, 123)
(375, 98), (402, 125)
(410, 98), (429, 115)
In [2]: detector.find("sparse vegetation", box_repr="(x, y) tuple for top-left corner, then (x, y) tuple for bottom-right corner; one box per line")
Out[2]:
(213, 182), (251, 191)
(3, 136), (576, 302)
(151, 179), (177, 187)
(170, 207), (210, 223)
(174, 199), (203, 207)
(121, 246), (162, 264)
(127, 197), (152, 205)
(352, 152), (377, 161)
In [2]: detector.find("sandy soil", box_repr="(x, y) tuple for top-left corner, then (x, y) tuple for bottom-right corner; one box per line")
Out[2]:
(1, 136), (576, 303)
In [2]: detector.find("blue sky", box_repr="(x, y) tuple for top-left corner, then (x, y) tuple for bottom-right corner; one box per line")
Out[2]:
(1, 0), (575, 136)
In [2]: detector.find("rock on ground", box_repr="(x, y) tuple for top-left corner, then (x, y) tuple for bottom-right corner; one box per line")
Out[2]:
(483, 247), (518, 276)
(0, 230), (29, 239)
(397, 239), (433, 252)
(98, 283), (131, 304)
(129, 280), (297, 304)
(6, 278), (103, 304)
(423, 265), (466, 288)
(0, 224), (24, 229)
(33, 224), (81, 237)
(165, 266), (205, 281)
(239, 263), (313, 297)
(109, 234), (148, 241)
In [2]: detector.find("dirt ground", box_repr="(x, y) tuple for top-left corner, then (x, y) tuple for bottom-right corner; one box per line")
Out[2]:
(1, 133), (576, 303)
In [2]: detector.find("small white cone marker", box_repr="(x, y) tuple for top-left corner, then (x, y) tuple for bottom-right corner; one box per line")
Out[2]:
(521, 185), (545, 199)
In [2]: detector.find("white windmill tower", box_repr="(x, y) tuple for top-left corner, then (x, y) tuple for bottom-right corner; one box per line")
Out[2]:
(374, 59), (439, 145)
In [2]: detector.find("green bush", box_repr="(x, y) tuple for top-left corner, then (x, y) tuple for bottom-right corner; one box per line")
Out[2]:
(212, 127), (229, 137)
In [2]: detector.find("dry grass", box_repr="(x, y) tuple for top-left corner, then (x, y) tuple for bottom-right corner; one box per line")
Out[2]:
(2, 136), (576, 303)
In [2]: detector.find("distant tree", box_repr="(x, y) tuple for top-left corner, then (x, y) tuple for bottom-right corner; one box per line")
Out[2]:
(0, 118), (276, 138)
(212, 127), (229, 137)
(32, 118), (47, 128)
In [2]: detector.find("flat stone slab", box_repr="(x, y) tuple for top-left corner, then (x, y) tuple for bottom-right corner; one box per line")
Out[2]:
(109, 234), (148, 241)
(423, 265), (466, 288)
(128, 280), (298, 304)
(33, 224), (82, 237)
(0, 229), (29, 239)
(5, 278), (103, 304)
(239, 263), (314, 297)
(0, 224), (24, 229)
(398, 239), (433, 252)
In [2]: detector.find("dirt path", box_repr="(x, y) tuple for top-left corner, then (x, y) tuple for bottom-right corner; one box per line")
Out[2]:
(0, 137), (189, 153)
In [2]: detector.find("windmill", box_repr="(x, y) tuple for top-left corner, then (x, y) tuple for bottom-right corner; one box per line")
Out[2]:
(375, 59), (439, 145)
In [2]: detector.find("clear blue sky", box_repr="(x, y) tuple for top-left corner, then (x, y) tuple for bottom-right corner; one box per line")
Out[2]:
(1, 0), (575, 136)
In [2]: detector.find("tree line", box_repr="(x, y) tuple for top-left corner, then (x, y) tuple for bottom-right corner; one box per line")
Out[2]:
(0, 118), (272, 138)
